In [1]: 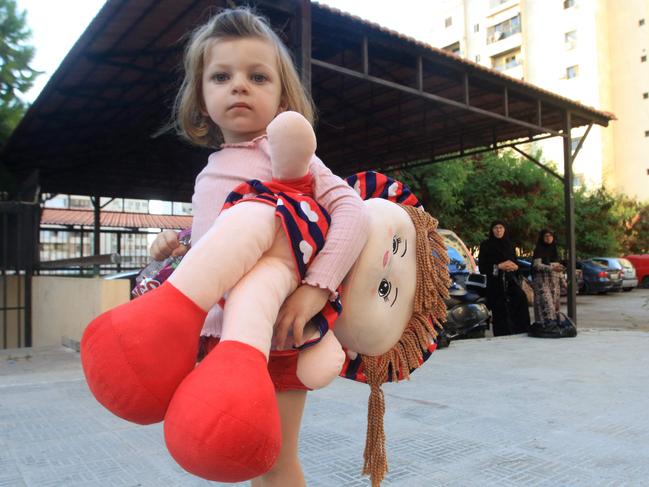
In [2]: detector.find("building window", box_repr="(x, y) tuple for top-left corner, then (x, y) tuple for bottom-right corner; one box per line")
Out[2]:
(475, 54), (481, 63)
(492, 49), (522, 71)
(443, 41), (461, 55)
(566, 65), (579, 79)
(640, 19), (645, 26)
(644, 92), (648, 99)
(474, 24), (480, 33)
(642, 55), (647, 62)
(487, 14), (521, 44)
(645, 130), (649, 137)
(564, 0), (575, 8)
(445, 17), (453, 28)
(564, 30), (577, 49)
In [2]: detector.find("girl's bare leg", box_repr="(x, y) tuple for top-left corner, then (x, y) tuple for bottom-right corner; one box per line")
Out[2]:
(251, 390), (307, 487)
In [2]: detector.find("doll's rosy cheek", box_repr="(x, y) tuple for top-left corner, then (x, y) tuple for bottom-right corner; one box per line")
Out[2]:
(382, 250), (389, 268)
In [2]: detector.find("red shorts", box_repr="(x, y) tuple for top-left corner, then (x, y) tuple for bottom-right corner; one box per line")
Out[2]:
(199, 336), (309, 392)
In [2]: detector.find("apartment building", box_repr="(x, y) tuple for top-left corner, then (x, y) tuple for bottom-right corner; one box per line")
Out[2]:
(426, 0), (649, 201)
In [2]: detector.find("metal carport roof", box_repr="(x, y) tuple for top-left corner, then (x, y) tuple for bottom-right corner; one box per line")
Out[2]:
(1, 0), (613, 202)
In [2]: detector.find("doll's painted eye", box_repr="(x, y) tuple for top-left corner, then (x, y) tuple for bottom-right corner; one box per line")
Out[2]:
(392, 236), (401, 254)
(378, 278), (392, 300)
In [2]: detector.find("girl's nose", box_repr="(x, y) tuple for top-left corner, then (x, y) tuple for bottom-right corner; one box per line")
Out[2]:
(231, 73), (248, 93)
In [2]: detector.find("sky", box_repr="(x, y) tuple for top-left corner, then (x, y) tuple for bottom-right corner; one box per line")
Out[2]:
(16, 0), (439, 103)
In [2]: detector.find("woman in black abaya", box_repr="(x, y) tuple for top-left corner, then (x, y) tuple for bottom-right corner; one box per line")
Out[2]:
(478, 221), (530, 336)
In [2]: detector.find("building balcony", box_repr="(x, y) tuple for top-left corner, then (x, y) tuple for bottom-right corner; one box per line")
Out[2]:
(485, 32), (522, 57)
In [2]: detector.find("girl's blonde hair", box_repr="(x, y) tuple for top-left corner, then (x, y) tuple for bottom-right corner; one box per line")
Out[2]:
(172, 7), (315, 147)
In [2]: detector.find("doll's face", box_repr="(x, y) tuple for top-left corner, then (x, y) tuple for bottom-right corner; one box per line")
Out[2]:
(334, 199), (417, 356)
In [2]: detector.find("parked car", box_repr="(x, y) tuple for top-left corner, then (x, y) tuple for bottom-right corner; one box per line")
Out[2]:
(624, 255), (649, 289)
(576, 259), (623, 294)
(591, 258), (628, 292)
(438, 229), (490, 343)
(592, 257), (637, 292)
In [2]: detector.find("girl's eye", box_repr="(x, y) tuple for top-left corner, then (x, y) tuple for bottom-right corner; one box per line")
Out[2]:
(212, 73), (229, 82)
(251, 73), (267, 83)
(392, 236), (401, 254)
(378, 279), (392, 301)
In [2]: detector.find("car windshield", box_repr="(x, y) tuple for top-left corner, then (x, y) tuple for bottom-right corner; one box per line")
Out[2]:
(593, 258), (622, 270)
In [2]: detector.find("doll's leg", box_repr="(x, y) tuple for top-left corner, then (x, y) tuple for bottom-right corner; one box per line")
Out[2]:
(164, 232), (298, 481)
(81, 203), (280, 425)
(296, 330), (345, 390)
(251, 390), (307, 487)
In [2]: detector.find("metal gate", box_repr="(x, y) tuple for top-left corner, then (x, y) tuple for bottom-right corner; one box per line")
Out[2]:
(1, 201), (39, 349)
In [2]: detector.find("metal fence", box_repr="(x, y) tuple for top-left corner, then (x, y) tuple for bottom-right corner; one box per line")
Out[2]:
(38, 226), (157, 276)
(1, 202), (39, 349)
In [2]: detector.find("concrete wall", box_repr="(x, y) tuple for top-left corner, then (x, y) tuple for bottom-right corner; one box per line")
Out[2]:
(31, 276), (130, 348)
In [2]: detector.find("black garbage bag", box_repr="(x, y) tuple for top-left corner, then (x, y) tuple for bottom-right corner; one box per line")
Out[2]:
(528, 312), (577, 338)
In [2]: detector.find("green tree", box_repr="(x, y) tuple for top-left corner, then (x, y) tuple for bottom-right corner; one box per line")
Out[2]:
(397, 150), (565, 252)
(615, 196), (649, 255)
(394, 149), (641, 258)
(572, 187), (620, 257)
(0, 0), (39, 148)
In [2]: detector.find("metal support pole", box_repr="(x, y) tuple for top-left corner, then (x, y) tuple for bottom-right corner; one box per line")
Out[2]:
(92, 196), (101, 276)
(295, 0), (312, 92)
(563, 112), (577, 322)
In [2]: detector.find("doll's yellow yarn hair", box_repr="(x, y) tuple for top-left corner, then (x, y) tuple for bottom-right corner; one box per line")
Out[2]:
(361, 204), (450, 487)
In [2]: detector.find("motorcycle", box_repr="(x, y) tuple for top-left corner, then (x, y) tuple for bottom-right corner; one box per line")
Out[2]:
(436, 272), (491, 348)
(436, 230), (491, 348)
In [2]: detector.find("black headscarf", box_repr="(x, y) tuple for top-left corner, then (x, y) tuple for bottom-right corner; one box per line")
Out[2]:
(479, 220), (517, 273)
(532, 229), (559, 265)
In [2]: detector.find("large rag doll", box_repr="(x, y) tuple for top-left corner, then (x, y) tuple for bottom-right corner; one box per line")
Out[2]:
(81, 113), (449, 487)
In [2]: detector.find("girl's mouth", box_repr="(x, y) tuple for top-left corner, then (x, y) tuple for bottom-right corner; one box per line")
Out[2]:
(229, 102), (251, 110)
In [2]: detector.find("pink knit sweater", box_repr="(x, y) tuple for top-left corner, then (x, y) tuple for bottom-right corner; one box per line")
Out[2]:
(191, 136), (370, 337)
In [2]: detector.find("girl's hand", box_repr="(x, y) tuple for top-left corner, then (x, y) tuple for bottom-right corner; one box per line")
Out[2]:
(149, 230), (188, 261)
(273, 284), (329, 350)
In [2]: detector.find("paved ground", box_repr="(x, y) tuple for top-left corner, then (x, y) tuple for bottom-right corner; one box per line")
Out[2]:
(1, 290), (648, 486)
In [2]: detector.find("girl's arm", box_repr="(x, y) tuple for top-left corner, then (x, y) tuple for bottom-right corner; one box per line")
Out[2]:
(305, 156), (370, 295)
(273, 157), (369, 349)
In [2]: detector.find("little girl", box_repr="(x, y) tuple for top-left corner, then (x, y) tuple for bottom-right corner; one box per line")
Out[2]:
(150, 8), (369, 486)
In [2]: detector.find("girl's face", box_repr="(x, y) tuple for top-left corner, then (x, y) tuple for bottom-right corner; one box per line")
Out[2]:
(492, 224), (505, 239)
(202, 37), (284, 144)
(543, 232), (554, 244)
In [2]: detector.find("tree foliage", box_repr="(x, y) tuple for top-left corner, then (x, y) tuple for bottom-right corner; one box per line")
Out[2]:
(392, 150), (647, 258)
(0, 0), (38, 148)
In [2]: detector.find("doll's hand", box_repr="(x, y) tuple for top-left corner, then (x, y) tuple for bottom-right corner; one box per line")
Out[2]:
(273, 284), (329, 350)
(150, 230), (188, 261)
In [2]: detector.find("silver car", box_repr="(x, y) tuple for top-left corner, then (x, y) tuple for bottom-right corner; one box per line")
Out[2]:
(617, 258), (639, 291)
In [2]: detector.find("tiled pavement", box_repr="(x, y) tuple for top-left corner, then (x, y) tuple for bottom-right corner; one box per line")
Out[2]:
(1, 329), (649, 486)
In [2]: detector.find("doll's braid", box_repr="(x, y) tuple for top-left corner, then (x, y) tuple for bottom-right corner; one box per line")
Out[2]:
(361, 204), (450, 486)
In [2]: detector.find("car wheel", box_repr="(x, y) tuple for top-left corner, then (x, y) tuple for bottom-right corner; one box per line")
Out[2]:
(641, 277), (649, 289)
(622, 287), (633, 292)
